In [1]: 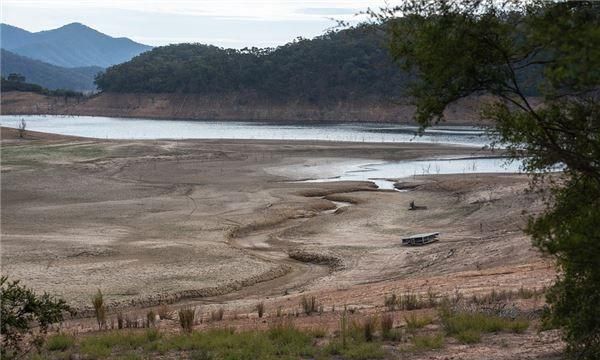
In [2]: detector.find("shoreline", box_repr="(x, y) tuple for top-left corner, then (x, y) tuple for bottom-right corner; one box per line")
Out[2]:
(0, 91), (497, 126)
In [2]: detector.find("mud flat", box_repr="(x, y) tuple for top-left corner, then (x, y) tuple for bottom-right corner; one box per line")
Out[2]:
(1, 127), (553, 319)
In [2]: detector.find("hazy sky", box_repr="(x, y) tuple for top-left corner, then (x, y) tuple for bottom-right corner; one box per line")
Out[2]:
(1, 0), (389, 48)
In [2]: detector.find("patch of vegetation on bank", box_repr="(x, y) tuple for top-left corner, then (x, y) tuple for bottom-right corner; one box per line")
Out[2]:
(36, 323), (389, 360)
(1, 143), (107, 166)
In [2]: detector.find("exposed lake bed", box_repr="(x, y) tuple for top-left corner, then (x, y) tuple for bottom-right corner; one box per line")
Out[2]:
(1, 125), (552, 317)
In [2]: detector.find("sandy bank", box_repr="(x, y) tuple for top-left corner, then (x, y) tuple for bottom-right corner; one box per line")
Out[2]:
(1, 91), (498, 125)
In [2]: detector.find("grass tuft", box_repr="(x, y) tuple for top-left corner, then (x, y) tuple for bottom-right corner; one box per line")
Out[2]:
(411, 333), (445, 350)
(301, 295), (319, 315)
(440, 307), (530, 344)
(92, 289), (106, 330)
(178, 308), (195, 333)
(256, 302), (265, 318)
(46, 333), (75, 351)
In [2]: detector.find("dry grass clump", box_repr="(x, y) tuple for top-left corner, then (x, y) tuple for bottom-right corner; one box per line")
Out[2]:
(405, 313), (434, 331)
(362, 316), (377, 342)
(158, 304), (172, 320)
(116, 312), (124, 329)
(178, 308), (196, 333)
(384, 293), (397, 311)
(470, 287), (543, 305)
(256, 302), (265, 318)
(210, 307), (225, 322)
(146, 310), (156, 327)
(380, 313), (394, 337)
(384, 292), (432, 311)
(301, 295), (319, 315)
(92, 289), (106, 330)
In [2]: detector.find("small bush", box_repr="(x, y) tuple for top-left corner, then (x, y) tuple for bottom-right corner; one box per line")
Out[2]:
(92, 289), (106, 330)
(256, 302), (265, 318)
(411, 333), (444, 350)
(178, 308), (195, 333)
(46, 333), (74, 351)
(0, 277), (71, 357)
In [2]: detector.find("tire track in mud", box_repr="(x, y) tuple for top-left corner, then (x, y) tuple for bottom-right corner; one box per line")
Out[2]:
(196, 196), (353, 304)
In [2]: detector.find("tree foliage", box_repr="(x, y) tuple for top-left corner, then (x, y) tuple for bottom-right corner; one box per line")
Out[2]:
(1, 74), (84, 98)
(0, 276), (72, 358)
(379, 0), (599, 358)
(94, 25), (412, 103)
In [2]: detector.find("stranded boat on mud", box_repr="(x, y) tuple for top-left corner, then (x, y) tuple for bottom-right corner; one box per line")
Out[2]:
(402, 232), (440, 246)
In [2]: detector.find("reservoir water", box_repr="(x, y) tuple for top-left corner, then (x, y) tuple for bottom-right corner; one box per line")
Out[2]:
(300, 157), (524, 190)
(0, 115), (491, 147)
(1, 115), (535, 189)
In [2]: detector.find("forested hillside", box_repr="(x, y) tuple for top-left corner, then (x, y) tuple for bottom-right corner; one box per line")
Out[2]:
(95, 25), (412, 103)
(1, 50), (101, 91)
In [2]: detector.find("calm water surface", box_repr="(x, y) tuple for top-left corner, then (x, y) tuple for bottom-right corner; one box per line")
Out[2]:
(302, 157), (524, 190)
(0, 115), (492, 147)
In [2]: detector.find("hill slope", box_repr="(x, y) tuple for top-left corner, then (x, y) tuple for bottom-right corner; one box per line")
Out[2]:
(1, 50), (101, 91)
(1, 23), (152, 68)
(95, 25), (411, 103)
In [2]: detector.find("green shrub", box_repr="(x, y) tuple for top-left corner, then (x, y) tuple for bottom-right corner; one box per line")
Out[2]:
(0, 276), (71, 357)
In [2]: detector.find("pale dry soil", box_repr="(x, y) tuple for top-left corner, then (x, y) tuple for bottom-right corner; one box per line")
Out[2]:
(1, 127), (559, 358)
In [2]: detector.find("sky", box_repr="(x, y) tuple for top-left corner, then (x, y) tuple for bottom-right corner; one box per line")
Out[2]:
(1, 0), (389, 48)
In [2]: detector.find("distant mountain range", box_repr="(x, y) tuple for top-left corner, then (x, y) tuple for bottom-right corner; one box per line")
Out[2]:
(1, 23), (152, 68)
(1, 49), (102, 91)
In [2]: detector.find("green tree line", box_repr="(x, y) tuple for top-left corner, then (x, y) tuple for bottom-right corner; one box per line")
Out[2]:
(94, 25), (412, 102)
